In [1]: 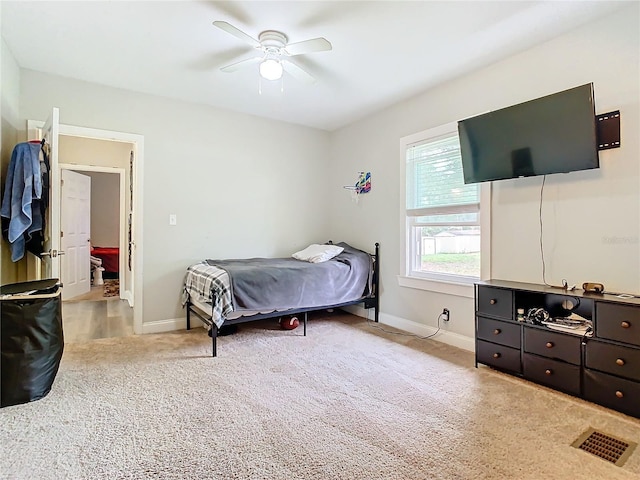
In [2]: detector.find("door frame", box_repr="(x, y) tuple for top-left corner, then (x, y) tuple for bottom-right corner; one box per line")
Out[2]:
(28, 120), (144, 335)
(60, 164), (127, 301)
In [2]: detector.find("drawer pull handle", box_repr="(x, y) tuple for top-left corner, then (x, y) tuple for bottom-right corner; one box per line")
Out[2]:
(493, 353), (501, 359)
(545, 369), (552, 376)
(490, 299), (497, 305)
(546, 342), (554, 348)
(621, 321), (630, 329)
(493, 329), (501, 335)
(616, 358), (625, 366)
(615, 390), (624, 399)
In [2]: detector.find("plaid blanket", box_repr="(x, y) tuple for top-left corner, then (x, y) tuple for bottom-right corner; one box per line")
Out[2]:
(182, 262), (233, 328)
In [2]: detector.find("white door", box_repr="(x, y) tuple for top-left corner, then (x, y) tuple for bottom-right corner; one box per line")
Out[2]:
(40, 107), (61, 280)
(61, 170), (91, 300)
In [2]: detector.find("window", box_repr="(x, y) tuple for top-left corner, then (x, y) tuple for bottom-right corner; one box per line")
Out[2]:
(401, 122), (489, 287)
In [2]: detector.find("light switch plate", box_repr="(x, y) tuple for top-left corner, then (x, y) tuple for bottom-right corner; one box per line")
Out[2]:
(169, 214), (177, 226)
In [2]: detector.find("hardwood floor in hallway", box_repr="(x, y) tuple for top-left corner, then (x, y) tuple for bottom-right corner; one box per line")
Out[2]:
(63, 286), (133, 342)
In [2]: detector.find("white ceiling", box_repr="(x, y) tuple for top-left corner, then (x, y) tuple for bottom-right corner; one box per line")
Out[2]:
(0, 1), (629, 131)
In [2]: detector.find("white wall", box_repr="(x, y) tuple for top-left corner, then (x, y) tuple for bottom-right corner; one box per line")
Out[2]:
(328, 5), (640, 341)
(19, 72), (331, 324)
(85, 171), (120, 247)
(1, 39), (20, 152)
(0, 35), (28, 284)
(60, 135), (132, 169)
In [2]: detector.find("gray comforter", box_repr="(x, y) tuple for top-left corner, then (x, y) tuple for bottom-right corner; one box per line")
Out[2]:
(207, 242), (373, 313)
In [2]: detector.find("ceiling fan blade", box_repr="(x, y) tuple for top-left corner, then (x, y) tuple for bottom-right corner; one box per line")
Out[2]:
(282, 60), (316, 84)
(213, 21), (261, 49)
(284, 37), (332, 56)
(220, 57), (262, 73)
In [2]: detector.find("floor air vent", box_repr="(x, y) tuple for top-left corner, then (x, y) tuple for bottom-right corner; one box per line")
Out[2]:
(572, 428), (637, 466)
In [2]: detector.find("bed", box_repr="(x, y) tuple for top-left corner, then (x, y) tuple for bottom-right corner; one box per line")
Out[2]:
(91, 247), (119, 274)
(182, 241), (379, 357)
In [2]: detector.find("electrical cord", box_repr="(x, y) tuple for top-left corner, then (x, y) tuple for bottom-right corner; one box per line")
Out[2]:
(539, 175), (548, 285)
(539, 176), (636, 298)
(539, 175), (573, 291)
(581, 326), (594, 346)
(366, 310), (445, 339)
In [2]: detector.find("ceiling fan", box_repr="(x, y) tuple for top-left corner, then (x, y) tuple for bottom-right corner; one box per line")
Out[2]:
(213, 21), (332, 84)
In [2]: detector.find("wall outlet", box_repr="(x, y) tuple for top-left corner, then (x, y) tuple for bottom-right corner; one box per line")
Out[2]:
(442, 308), (450, 322)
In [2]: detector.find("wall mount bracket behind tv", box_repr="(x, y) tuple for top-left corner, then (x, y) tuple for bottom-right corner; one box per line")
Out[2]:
(596, 110), (620, 151)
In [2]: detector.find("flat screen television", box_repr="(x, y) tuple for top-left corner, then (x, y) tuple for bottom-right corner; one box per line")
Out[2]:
(458, 83), (599, 184)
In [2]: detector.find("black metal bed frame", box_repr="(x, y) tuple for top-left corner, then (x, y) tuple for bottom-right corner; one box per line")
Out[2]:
(186, 242), (380, 357)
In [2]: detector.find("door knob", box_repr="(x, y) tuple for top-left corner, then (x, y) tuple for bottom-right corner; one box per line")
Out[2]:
(40, 249), (65, 258)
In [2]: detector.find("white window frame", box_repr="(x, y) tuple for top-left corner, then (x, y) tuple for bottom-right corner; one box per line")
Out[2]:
(399, 122), (491, 297)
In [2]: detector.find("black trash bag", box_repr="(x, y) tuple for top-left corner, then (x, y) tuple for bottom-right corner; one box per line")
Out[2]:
(1, 279), (64, 408)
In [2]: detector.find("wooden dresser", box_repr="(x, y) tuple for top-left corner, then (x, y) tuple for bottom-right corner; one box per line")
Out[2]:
(475, 280), (640, 418)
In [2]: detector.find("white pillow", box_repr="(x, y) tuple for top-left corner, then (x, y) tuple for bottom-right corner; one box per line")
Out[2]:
(292, 244), (344, 263)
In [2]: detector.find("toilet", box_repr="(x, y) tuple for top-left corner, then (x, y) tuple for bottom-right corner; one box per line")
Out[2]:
(93, 267), (105, 286)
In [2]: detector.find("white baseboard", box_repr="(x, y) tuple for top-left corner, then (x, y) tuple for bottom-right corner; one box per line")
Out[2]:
(141, 316), (204, 335)
(141, 308), (475, 352)
(342, 305), (475, 352)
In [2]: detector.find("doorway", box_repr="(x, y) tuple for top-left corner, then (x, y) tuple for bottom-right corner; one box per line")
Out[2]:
(60, 165), (134, 343)
(27, 118), (144, 338)
(58, 144), (131, 342)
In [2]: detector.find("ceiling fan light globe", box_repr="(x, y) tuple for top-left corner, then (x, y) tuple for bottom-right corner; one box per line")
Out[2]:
(260, 59), (283, 81)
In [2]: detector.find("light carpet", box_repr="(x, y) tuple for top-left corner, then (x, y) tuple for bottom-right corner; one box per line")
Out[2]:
(1, 313), (639, 479)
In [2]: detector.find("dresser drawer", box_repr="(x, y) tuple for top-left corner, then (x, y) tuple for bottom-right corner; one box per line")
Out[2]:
(523, 353), (581, 395)
(584, 340), (640, 382)
(477, 339), (521, 374)
(523, 326), (581, 365)
(583, 368), (640, 418)
(595, 303), (640, 347)
(477, 317), (521, 349)
(477, 286), (513, 319)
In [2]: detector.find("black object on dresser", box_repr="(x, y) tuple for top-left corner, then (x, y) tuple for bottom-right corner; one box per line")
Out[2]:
(474, 279), (640, 418)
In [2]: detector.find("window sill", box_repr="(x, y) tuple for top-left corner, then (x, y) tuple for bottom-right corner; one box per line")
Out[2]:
(397, 275), (475, 298)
